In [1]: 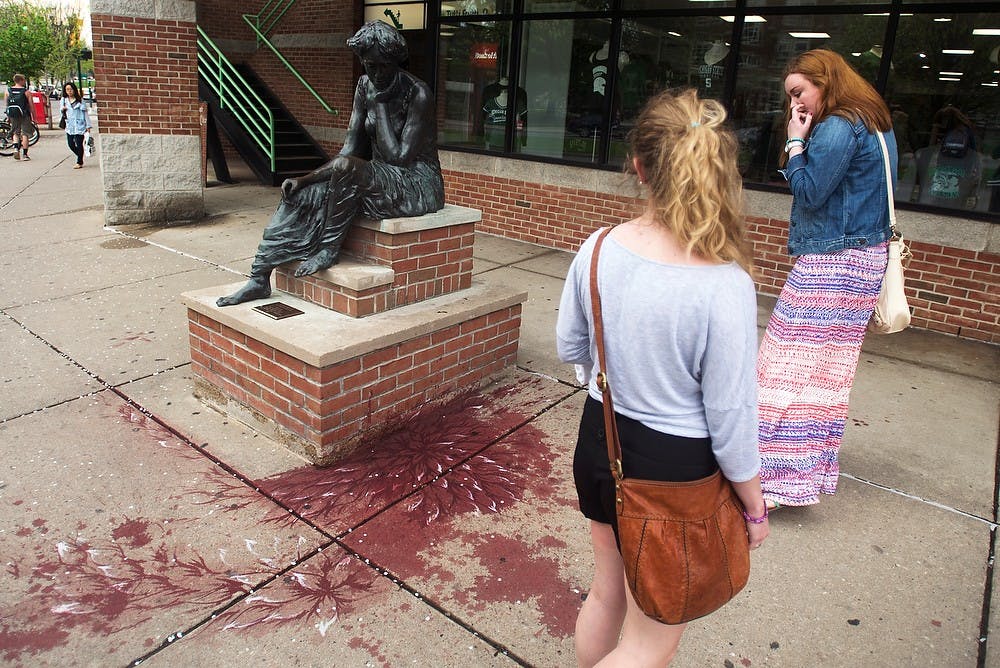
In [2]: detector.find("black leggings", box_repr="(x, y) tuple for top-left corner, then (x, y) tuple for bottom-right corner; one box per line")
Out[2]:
(573, 395), (718, 530)
(67, 134), (84, 164)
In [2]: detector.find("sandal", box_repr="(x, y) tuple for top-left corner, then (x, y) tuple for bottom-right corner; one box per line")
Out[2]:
(765, 500), (782, 511)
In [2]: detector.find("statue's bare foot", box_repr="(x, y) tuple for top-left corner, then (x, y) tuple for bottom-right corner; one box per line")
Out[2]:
(294, 248), (337, 277)
(216, 276), (271, 307)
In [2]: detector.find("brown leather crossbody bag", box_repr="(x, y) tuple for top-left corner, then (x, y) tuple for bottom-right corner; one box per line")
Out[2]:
(588, 226), (751, 624)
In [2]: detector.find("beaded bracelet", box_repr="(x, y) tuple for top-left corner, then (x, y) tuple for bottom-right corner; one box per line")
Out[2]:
(742, 506), (768, 524)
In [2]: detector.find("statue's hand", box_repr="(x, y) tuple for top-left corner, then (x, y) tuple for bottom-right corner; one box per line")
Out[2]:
(281, 178), (300, 201)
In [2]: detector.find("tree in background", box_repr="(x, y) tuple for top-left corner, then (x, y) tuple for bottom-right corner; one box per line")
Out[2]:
(0, 1), (57, 84)
(43, 8), (87, 84)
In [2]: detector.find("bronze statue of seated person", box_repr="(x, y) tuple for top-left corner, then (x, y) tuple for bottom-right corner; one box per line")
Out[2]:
(218, 21), (445, 307)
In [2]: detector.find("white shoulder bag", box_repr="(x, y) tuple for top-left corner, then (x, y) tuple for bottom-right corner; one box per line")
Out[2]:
(868, 132), (912, 335)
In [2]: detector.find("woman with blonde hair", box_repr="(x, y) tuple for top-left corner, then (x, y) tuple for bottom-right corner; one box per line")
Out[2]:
(557, 88), (767, 666)
(760, 49), (896, 508)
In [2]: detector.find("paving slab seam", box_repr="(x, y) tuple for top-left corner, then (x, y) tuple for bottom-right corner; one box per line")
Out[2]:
(334, 383), (580, 542)
(976, 523), (997, 666)
(0, 154), (76, 211)
(127, 536), (339, 666)
(474, 255), (564, 279)
(0, 203), (105, 224)
(839, 472), (998, 528)
(976, 419), (1000, 666)
(101, 390), (531, 666)
(312, 537), (533, 668)
(516, 365), (586, 391)
(109, 376), (577, 666)
(0, 308), (201, 425)
(0, 262), (242, 311)
(0, 311), (114, 422)
(104, 225), (247, 276)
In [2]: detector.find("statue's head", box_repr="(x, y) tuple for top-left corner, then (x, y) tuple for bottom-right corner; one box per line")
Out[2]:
(347, 21), (408, 66)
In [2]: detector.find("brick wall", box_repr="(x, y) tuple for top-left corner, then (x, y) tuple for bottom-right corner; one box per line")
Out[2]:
(445, 170), (1000, 344)
(197, 0), (357, 135)
(444, 169), (643, 249)
(276, 220), (475, 317)
(748, 215), (1000, 343)
(190, 1), (998, 344)
(188, 305), (522, 462)
(91, 1), (203, 224)
(92, 16), (199, 136)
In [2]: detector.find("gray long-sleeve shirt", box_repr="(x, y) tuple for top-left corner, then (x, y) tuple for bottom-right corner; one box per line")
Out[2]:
(556, 229), (760, 483)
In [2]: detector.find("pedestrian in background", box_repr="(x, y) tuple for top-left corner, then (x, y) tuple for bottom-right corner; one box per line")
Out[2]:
(3, 73), (34, 161)
(60, 82), (92, 169)
(759, 49), (896, 509)
(556, 88), (767, 667)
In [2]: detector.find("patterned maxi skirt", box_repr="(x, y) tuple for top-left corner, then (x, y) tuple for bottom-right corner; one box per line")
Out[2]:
(757, 244), (888, 506)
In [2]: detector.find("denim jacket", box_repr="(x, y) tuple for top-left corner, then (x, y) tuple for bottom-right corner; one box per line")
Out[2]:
(60, 98), (91, 136)
(781, 115), (897, 256)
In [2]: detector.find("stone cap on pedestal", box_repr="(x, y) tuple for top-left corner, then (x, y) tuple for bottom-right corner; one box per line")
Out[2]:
(355, 204), (482, 235)
(182, 279), (527, 368)
(300, 257), (394, 292)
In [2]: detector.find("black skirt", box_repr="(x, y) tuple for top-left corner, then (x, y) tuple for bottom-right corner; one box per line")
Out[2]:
(573, 395), (719, 529)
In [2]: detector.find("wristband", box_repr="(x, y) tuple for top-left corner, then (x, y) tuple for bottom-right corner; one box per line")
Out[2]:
(784, 138), (806, 154)
(742, 506), (768, 524)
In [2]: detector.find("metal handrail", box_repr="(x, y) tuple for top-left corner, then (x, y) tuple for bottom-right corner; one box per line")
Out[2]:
(241, 10), (338, 115)
(196, 26), (277, 171)
(257, 0), (296, 41)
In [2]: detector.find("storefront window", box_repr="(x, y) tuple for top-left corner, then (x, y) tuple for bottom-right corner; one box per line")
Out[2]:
(622, 0), (733, 9)
(514, 19), (611, 164)
(431, 6), (998, 221)
(523, 0), (608, 12)
(885, 12), (1000, 214)
(439, 0), (512, 17)
(437, 22), (513, 150)
(730, 13), (889, 184)
(609, 17), (735, 165)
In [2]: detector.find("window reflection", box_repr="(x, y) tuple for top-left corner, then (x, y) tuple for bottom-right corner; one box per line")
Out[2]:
(439, 0), (512, 17)
(887, 13), (1000, 213)
(434, 8), (1000, 219)
(611, 18), (735, 165)
(514, 19), (611, 163)
(437, 22), (513, 150)
(731, 14), (888, 184)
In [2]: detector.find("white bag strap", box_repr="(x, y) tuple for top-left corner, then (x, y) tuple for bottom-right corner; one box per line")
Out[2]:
(875, 131), (898, 236)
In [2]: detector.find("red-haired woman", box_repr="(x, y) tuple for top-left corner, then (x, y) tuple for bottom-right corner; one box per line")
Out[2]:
(759, 49), (896, 509)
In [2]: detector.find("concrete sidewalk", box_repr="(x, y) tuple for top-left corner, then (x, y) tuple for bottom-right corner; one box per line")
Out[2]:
(1, 129), (998, 667)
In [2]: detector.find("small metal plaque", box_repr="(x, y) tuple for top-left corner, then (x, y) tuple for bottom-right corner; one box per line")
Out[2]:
(252, 302), (304, 320)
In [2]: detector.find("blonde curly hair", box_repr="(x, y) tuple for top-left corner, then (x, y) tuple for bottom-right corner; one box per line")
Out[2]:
(627, 88), (752, 273)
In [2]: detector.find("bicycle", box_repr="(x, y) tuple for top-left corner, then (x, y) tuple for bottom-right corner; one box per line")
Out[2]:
(0, 119), (40, 156)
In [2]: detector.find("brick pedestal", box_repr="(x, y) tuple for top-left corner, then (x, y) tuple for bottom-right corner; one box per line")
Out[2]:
(274, 205), (478, 317)
(183, 206), (527, 464)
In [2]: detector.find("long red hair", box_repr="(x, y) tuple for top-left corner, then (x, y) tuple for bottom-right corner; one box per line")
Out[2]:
(783, 49), (891, 134)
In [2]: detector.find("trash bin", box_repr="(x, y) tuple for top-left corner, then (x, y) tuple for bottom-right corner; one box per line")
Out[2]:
(29, 90), (50, 128)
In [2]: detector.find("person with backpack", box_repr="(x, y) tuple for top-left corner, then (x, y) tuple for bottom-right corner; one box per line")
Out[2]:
(3, 74), (34, 161)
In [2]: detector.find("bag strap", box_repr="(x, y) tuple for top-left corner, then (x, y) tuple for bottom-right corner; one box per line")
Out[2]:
(588, 227), (624, 482)
(875, 131), (899, 237)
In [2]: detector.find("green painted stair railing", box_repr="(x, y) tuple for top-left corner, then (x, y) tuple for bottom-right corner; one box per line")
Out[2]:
(242, 2), (338, 115)
(196, 26), (277, 172)
(249, 0), (296, 43)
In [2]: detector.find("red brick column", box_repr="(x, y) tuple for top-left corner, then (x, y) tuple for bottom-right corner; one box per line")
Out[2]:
(91, 0), (203, 224)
